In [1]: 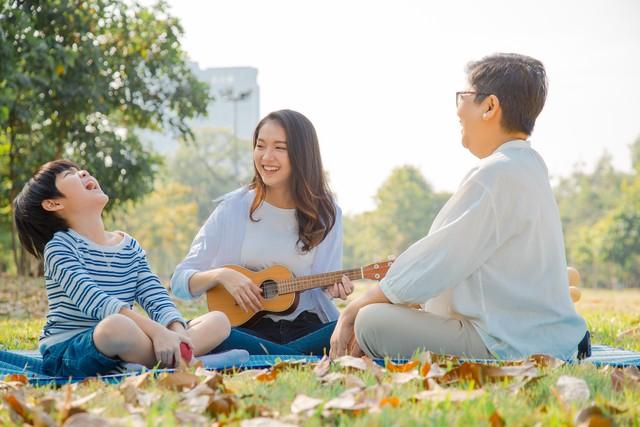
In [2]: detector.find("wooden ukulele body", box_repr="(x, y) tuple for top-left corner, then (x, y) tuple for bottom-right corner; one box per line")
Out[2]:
(206, 264), (299, 327)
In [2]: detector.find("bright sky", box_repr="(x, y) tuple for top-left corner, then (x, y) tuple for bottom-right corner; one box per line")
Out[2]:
(164, 0), (640, 214)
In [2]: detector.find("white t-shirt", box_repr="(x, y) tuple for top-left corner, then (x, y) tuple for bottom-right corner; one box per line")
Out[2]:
(240, 200), (319, 321)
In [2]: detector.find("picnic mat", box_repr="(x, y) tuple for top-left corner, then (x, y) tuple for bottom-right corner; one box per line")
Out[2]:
(1, 345), (639, 386)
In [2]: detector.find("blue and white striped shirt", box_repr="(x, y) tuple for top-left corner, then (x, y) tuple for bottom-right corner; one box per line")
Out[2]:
(40, 229), (185, 353)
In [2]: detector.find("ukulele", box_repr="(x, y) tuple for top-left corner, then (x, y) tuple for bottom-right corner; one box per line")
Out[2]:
(206, 261), (394, 327)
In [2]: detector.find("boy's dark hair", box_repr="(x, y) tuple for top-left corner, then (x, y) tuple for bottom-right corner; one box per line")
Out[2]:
(13, 159), (79, 259)
(466, 53), (548, 135)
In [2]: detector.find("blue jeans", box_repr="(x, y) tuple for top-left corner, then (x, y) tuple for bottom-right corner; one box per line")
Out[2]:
(213, 312), (336, 356)
(42, 327), (123, 377)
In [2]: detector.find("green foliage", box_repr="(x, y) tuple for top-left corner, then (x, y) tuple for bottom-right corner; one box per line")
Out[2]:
(556, 143), (640, 288)
(599, 177), (640, 286)
(0, 0), (210, 273)
(344, 165), (450, 267)
(169, 127), (252, 222)
(105, 172), (200, 279)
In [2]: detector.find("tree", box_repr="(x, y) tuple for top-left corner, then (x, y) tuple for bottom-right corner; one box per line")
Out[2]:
(0, 0), (210, 274)
(106, 176), (199, 279)
(600, 177), (640, 287)
(555, 152), (626, 232)
(169, 128), (252, 222)
(631, 135), (640, 174)
(343, 165), (450, 267)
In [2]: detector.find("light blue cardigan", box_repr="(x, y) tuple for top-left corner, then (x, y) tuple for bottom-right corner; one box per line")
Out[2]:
(171, 187), (342, 323)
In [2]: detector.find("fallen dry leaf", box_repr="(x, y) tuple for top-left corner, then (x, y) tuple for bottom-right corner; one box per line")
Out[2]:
(386, 360), (419, 373)
(441, 363), (486, 388)
(324, 391), (367, 411)
(574, 405), (614, 427)
(271, 359), (308, 372)
(363, 356), (385, 383)
(244, 403), (275, 418)
(201, 371), (228, 392)
(440, 361), (540, 389)
(616, 324), (640, 338)
(313, 356), (331, 378)
(120, 372), (152, 405)
(611, 366), (640, 392)
(240, 418), (298, 427)
(290, 394), (323, 415)
(185, 395), (211, 414)
(425, 363), (447, 379)
(379, 396), (401, 408)
(320, 372), (346, 384)
(345, 374), (366, 389)
(255, 369), (279, 382)
(206, 394), (238, 419)
(528, 354), (565, 369)
(157, 371), (200, 390)
(62, 413), (112, 427)
(391, 371), (421, 384)
(3, 374), (28, 385)
(3, 391), (56, 427)
(420, 363), (431, 377)
(489, 410), (506, 427)
(412, 389), (485, 403)
(174, 411), (209, 426)
(70, 391), (99, 408)
(555, 376), (590, 403)
(486, 363), (539, 380)
(3, 392), (32, 424)
(334, 355), (368, 371)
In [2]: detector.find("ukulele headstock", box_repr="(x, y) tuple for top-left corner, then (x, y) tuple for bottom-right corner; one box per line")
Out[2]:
(361, 260), (394, 281)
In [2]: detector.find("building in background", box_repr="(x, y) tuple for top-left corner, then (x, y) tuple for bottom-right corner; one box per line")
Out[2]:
(190, 64), (260, 141)
(143, 63), (260, 155)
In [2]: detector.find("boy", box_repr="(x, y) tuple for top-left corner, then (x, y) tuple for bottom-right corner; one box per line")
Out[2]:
(13, 160), (230, 376)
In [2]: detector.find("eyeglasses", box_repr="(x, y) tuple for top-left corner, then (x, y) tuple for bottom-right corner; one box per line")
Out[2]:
(456, 91), (491, 107)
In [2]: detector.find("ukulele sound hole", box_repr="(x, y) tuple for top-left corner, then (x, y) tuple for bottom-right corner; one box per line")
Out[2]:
(261, 280), (279, 299)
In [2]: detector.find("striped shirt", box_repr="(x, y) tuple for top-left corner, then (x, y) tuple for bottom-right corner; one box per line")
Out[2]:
(40, 229), (185, 353)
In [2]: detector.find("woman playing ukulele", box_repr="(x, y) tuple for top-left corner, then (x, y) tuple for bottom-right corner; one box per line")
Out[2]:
(171, 109), (353, 355)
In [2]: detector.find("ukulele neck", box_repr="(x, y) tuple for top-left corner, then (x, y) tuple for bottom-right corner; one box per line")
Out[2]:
(276, 268), (363, 295)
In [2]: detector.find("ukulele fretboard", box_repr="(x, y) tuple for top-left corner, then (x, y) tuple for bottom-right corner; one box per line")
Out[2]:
(276, 268), (364, 294)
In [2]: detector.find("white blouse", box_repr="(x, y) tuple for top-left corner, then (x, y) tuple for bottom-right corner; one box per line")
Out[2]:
(240, 200), (318, 321)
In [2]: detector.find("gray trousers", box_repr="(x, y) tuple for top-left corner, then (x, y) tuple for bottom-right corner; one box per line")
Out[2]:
(354, 303), (492, 359)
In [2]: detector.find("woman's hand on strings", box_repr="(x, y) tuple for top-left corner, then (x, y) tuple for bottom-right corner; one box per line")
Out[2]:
(326, 274), (354, 300)
(218, 268), (264, 313)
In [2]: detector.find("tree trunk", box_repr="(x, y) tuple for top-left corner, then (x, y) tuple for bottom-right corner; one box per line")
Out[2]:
(7, 108), (23, 274)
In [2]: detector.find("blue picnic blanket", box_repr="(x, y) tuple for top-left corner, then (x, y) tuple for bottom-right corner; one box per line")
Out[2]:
(1, 345), (639, 386)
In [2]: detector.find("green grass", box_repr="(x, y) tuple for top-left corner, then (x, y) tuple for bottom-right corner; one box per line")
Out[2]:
(1, 274), (639, 425)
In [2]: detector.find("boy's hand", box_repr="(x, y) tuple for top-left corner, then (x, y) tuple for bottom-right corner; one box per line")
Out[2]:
(168, 320), (187, 333)
(150, 327), (193, 368)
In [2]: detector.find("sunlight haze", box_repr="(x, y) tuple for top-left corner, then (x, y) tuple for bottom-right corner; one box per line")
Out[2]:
(163, 0), (640, 213)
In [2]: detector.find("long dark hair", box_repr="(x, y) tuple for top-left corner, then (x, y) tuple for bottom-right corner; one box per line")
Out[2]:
(249, 110), (336, 252)
(13, 160), (79, 259)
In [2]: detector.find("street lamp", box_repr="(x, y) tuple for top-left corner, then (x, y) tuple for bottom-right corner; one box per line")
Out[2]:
(219, 87), (252, 183)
